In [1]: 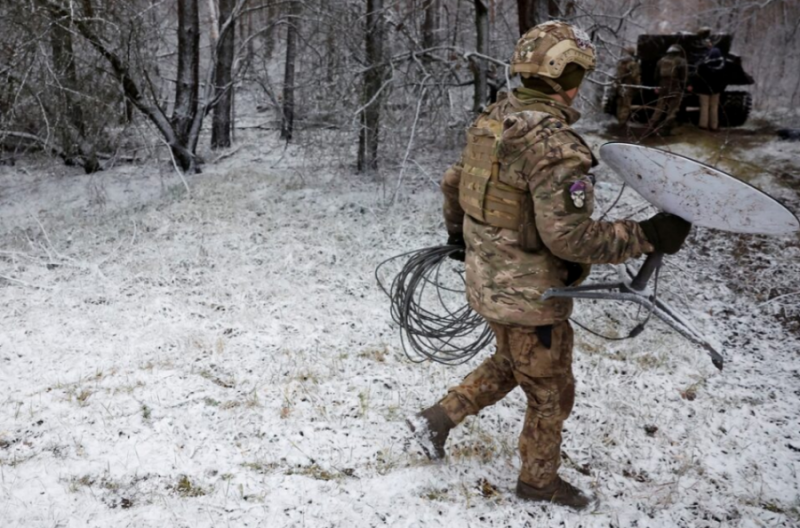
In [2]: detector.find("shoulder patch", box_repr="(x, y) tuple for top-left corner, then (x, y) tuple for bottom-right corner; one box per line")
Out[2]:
(569, 181), (588, 208)
(563, 177), (594, 213)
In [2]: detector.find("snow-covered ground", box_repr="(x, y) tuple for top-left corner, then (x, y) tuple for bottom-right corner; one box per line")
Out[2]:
(1, 122), (799, 527)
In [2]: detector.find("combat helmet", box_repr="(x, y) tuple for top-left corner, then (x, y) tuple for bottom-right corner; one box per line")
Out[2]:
(511, 21), (596, 78)
(510, 21), (596, 103)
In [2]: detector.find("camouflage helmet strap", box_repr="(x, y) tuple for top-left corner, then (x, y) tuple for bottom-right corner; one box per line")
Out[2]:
(541, 77), (574, 105)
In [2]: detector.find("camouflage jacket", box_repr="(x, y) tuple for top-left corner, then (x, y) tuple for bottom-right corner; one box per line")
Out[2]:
(441, 89), (654, 327)
(654, 55), (688, 90)
(616, 57), (641, 86)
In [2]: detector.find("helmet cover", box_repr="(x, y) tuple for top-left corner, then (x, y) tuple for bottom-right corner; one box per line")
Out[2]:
(510, 21), (596, 79)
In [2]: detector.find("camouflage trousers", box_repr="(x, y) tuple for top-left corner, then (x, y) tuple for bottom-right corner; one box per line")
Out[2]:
(616, 89), (634, 124)
(648, 86), (683, 133)
(439, 321), (575, 487)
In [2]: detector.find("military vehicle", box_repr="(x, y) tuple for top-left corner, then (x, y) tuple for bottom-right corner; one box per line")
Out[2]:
(604, 33), (754, 127)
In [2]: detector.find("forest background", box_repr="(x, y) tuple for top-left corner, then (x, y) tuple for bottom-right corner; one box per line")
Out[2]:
(1, 0), (798, 176)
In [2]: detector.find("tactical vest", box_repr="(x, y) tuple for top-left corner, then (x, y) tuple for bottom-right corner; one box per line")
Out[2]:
(458, 116), (541, 251)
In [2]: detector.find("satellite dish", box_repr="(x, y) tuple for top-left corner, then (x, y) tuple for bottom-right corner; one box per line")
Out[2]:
(542, 143), (799, 371)
(600, 142), (800, 236)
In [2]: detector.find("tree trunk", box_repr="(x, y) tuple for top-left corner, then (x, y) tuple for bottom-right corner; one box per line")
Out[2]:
(325, 15), (336, 83)
(473, 0), (489, 112)
(517, 0), (532, 35)
(358, 0), (385, 174)
(50, 22), (83, 136)
(265, 1), (276, 59)
(212, 0), (236, 149)
(548, 0), (560, 18)
(517, 0), (558, 35)
(280, 0), (299, 141)
(122, 87), (134, 124)
(324, 0), (339, 83)
(79, 0), (94, 17)
(172, 0), (200, 155)
(42, 0), (196, 172)
(422, 0), (439, 51)
(49, 12), (100, 173)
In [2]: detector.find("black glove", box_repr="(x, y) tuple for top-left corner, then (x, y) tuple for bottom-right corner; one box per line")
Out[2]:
(447, 233), (466, 262)
(639, 212), (692, 254)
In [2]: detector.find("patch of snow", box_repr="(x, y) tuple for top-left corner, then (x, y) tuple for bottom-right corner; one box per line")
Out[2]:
(1, 128), (799, 527)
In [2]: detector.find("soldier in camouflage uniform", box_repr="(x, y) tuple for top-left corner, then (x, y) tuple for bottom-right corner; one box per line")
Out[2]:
(408, 22), (691, 509)
(647, 44), (688, 135)
(615, 46), (641, 125)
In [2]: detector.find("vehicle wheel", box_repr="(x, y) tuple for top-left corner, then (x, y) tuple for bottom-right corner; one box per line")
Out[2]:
(719, 91), (752, 127)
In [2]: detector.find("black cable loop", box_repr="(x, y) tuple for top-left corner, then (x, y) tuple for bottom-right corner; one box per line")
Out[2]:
(376, 245), (493, 365)
(377, 246), (663, 364)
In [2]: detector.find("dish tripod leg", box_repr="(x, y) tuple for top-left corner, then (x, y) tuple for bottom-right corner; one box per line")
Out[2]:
(541, 253), (724, 370)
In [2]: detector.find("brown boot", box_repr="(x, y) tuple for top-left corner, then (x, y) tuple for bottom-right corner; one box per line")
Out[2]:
(406, 404), (455, 460)
(516, 477), (594, 510)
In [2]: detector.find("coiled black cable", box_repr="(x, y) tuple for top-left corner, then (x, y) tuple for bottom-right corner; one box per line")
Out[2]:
(376, 245), (661, 366)
(376, 245), (494, 365)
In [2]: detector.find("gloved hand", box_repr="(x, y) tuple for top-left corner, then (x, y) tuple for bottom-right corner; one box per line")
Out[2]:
(639, 212), (692, 254)
(447, 232), (466, 262)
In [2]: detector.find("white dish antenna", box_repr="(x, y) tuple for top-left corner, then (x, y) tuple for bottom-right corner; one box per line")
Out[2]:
(600, 142), (800, 236)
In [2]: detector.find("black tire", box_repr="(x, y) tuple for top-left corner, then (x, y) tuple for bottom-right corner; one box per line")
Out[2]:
(719, 91), (752, 128)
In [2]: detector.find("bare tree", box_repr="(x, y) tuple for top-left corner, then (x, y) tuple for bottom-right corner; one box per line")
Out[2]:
(281, 0), (300, 141)
(34, 0), (257, 172)
(517, 0), (560, 35)
(1, 0), (796, 178)
(473, 0), (489, 112)
(422, 0), (440, 51)
(212, 0), (237, 149)
(47, 8), (100, 172)
(173, 0), (201, 150)
(358, 0), (386, 173)
(324, 0), (337, 83)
